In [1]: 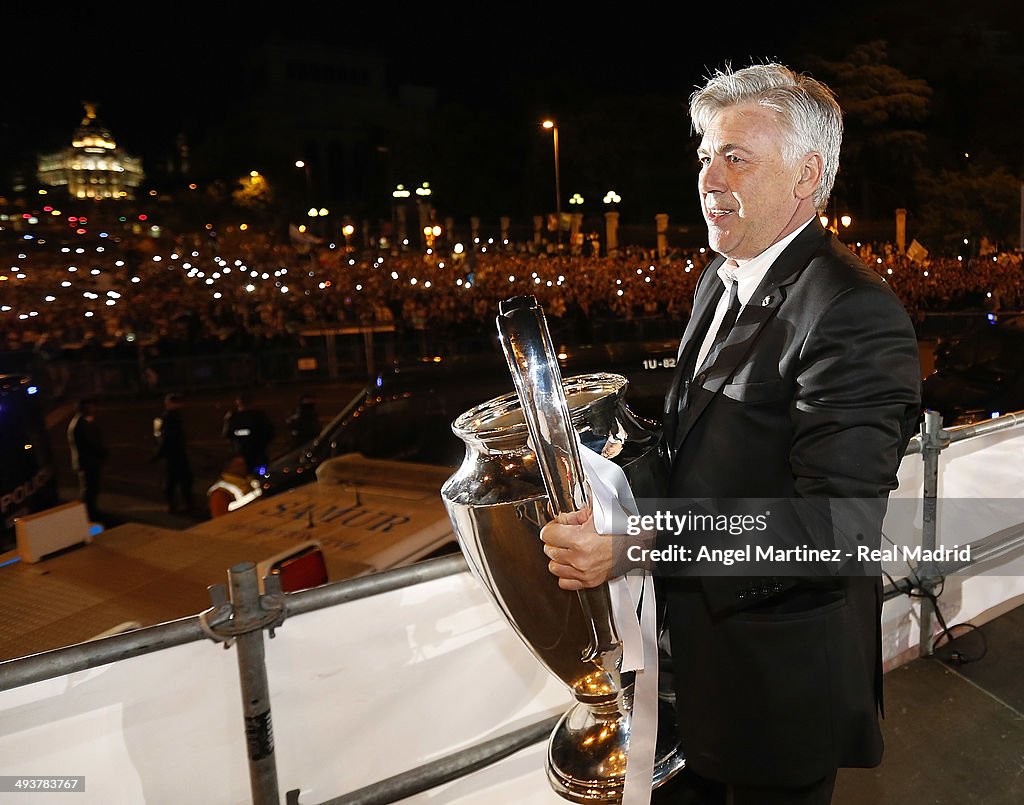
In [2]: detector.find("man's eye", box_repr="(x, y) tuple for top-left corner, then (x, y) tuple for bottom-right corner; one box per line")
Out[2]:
(698, 156), (711, 166)
(727, 154), (743, 164)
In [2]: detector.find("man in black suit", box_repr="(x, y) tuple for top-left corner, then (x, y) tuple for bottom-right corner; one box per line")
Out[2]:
(221, 393), (276, 475)
(152, 392), (194, 514)
(540, 63), (922, 803)
(67, 397), (108, 523)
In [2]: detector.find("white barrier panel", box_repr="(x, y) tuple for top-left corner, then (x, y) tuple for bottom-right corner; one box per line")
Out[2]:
(0, 572), (569, 804)
(0, 640), (247, 804)
(271, 571), (569, 803)
(882, 426), (1024, 663)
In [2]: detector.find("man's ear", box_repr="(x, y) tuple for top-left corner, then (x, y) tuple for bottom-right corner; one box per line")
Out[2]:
(795, 152), (824, 200)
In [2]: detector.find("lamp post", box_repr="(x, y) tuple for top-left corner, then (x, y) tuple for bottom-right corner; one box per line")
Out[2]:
(542, 120), (561, 248)
(415, 182), (433, 250)
(568, 193), (585, 254)
(392, 184), (411, 251)
(603, 191), (622, 257)
(819, 209), (853, 241)
(295, 160), (311, 207)
(308, 206), (329, 239)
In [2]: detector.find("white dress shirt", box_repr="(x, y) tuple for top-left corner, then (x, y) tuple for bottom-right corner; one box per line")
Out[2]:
(692, 218), (816, 376)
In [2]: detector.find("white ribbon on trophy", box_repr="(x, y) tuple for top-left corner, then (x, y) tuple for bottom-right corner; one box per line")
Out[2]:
(577, 436), (660, 805)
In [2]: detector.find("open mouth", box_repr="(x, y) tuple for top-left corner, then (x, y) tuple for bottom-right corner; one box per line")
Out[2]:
(707, 209), (735, 223)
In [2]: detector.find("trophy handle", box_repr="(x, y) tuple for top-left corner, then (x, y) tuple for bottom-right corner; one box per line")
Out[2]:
(496, 295), (622, 669)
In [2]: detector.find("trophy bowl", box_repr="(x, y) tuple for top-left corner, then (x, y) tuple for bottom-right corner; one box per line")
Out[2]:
(440, 371), (684, 802)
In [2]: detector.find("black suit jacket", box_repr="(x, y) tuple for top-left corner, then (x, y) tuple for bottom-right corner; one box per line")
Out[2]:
(659, 222), (922, 786)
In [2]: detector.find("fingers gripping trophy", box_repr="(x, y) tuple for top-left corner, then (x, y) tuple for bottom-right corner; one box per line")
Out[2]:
(440, 295), (684, 802)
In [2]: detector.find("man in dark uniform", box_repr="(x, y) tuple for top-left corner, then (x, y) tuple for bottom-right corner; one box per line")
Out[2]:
(221, 393), (275, 475)
(67, 397), (107, 522)
(152, 392), (194, 513)
(285, 393), (321, 450)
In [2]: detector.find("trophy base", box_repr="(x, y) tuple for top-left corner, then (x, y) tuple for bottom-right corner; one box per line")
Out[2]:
(546, 697), (686, 803)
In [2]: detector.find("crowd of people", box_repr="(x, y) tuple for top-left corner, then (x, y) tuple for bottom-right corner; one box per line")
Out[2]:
(2, 226), (1022, 379)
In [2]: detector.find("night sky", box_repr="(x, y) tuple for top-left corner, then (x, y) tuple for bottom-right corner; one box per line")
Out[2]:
(2, 2), (1021, 225)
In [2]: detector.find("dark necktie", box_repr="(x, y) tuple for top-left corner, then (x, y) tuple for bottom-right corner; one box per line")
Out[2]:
(695, 278), (741, 375)
(674, 276), (742, 417)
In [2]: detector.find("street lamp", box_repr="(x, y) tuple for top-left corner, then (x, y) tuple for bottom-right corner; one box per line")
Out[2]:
(295, 160), (312, 207)
(423, 224), (442, 252)
(415, 183), (433, 250)
(819, 212), (853, 237)
(308, 206), (329, 238)
(392, 184), (412, 252)
(603, 191), (623, 257)
(542, 120), (561, 247)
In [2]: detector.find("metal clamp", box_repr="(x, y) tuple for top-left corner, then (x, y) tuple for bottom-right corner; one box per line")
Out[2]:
(199, 575), (287, 649)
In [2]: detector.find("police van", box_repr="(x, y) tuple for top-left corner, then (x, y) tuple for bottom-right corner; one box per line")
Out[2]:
(0, 374), (59, 552)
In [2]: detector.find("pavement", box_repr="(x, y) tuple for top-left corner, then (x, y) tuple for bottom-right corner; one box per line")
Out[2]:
(55, 484), (208, 532)
(654, 606), (1024, 804)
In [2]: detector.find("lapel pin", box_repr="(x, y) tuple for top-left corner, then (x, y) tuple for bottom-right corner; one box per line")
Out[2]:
(761, 295), (772, 307)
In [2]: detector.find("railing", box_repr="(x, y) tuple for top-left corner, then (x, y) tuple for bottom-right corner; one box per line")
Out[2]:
(896, 409), (1024, 654)
(3, 410), (1024, 803)
(0, 554), (471, 805)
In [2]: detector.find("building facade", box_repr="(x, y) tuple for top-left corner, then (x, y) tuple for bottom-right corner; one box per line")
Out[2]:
(37, 103), (144, 200)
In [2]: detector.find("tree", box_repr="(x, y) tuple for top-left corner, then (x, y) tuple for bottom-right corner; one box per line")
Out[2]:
(914, 165), (1020, 255)
(808, 42), (932, 218)
(232, 171), (274, 212)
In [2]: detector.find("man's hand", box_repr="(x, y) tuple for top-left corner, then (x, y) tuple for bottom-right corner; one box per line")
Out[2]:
(539, 507), (614, 591)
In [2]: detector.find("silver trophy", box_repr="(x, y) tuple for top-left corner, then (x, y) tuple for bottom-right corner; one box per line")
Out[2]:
(440, 295), (684, 802)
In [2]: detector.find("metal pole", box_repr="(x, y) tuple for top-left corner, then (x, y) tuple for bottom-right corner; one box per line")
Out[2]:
(903, 408), (1024, 456)
(284, 553), (467, 618)
(362, 328), (375, 378)
(229, 561), (281, 805)
(553, 126), (562, 248)
(918, 410), (946, 657)
(0, 612), (229, 694)
(307, 714), (560, 805)
(326, 333), (338, 379)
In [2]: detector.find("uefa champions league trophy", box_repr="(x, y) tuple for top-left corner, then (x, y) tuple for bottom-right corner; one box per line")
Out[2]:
(440, 295), (684, 802)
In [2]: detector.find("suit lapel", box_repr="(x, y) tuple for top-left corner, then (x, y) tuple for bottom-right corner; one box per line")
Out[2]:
(676, 257), (725, 365)
(663, 257), (724, 448)
(672, 223), (831, 453)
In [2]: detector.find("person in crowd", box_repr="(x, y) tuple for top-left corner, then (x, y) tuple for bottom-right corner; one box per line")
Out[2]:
(285, 393), (321, 450)
(221, 393), (276, 475)
(151, 392), (194, 514)
(540, 63), (922, 804)
(67, 397), (108, 523)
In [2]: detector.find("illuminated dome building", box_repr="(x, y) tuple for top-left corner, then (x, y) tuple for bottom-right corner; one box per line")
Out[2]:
(36, 102), (144, 200)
